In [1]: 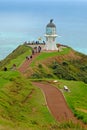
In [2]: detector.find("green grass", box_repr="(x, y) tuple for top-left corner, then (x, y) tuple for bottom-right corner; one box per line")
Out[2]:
(57, 80), (87, 124)
(29, 47), (87, 83)
(0, 71), (20, 88)
(0, 71), (57, 129)
(7, 50), (31, 69)
(30, 47), (71, 67)
(0, 45), (32, 70)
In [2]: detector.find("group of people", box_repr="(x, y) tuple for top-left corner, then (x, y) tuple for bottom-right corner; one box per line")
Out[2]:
(25, 46), (42, 62)
(33, 46), (41, 53)
(26, 55), (32, 60)
(3, 46), (42, 71)
(24, 40), (45, 45)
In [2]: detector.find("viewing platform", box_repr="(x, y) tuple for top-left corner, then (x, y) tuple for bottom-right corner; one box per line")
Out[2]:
(23, 41), (46, 51)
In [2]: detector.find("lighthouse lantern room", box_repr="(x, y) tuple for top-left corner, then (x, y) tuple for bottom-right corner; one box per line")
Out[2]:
(44, 19), (58, 50)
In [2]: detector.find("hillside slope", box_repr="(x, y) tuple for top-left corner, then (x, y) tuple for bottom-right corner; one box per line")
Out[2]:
(0, 45), (32, 70)
(0, 45), (87, 130)
(24, 47), (87, 83)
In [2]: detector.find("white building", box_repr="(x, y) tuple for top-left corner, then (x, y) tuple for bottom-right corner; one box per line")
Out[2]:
(44, 19), (58, 50)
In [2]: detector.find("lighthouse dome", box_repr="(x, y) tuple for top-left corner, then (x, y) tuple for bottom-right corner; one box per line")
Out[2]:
(46, 19), (56, 28)
(46, 19), (57, 35)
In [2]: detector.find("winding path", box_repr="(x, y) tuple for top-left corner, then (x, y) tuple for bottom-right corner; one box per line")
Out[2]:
(32, 82), (77, 123)
(18, 52), (85, 127)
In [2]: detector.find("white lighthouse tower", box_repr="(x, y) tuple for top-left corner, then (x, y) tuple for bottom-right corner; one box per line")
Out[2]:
(44, 19), (58, 50)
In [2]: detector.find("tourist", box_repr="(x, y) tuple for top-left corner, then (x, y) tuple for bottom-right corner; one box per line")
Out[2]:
(32, 49), (34, 55)
(26, 56), (29, 60)
(38, 46), (41, 53)
(30, 55), (32, 59)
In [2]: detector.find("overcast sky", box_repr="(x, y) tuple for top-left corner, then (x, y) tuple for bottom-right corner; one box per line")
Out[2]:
(0, 0), (87, 56)
(0, 0), (87, 31)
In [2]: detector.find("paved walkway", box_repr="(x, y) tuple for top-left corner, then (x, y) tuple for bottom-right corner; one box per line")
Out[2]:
(32, 82), (77, 122)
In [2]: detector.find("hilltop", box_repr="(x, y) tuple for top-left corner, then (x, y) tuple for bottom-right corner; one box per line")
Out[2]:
(1, 45), (87, 83)
(0, 44), (87, 130)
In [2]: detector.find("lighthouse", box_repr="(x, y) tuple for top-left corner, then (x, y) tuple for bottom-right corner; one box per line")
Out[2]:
(44, 19), (58, 50)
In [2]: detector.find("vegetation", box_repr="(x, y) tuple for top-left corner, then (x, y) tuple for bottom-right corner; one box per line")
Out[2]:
(0, 71), (84, 130)
(29, 48), (87, 84)
(0, 71), (56, 129)
(51, 58), (87, 83)
(0, 44), (87, 129)
(0, 45), (32, 70)
(56, 80), (87, 124)
(30, 47), (71, 67)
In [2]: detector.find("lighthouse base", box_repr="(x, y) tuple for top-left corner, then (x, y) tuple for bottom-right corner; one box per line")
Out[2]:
(44, 41), (58, 51)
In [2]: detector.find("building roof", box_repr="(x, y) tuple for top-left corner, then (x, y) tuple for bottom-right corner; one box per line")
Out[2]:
(46, 19), (56, 28)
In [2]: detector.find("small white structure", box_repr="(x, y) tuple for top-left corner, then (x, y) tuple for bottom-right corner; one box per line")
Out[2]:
(64, 85), (69, 92)
(44, 19), (58, 51)
(53, 80), (58, 83)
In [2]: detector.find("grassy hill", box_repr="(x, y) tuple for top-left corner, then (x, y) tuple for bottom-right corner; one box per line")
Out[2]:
(0, 71), (57, 130)
(26, 47), (87, 84)
(0, 44), (87, 130)
(0, 45), (32, 70)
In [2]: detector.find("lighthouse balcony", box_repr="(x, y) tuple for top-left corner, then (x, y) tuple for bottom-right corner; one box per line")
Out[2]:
(44, 34), (58, 37)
